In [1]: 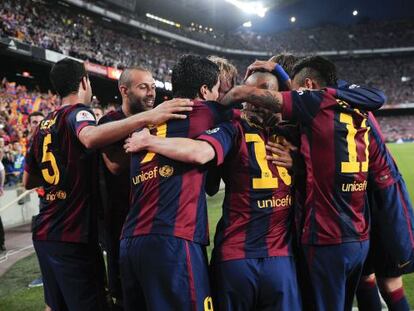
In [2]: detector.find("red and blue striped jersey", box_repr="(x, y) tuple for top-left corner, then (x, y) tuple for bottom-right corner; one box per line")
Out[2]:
(281, 89), (371, 245)
(24, 104), (98, 243)
(123, 100), (234, 245)
(98, 108), (130, 219)
(198, 118), (294, 262)
(367, 113), (414, 266)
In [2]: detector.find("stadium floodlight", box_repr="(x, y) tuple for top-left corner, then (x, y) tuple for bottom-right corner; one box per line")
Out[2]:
(290, 16), (296, 23)
(353, 10), (358, 16)
(226, 0), (268, 18)
(243, 21), (252, 28)
(146, 13), (181, 28)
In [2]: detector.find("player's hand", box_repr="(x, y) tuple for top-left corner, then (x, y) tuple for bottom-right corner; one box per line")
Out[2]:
(146, 98), (193, 125)
(265, 140), (296, 169)
(244, 60), (276, 80)
(124, 128), (152, 153)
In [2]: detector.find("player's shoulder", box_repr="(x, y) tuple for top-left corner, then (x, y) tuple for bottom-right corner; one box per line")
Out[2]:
(99, 108), (125, 125)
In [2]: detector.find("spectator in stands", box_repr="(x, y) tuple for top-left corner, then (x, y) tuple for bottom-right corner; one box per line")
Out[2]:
(92, 104), (104, 123)
(0, 146), (5, 252)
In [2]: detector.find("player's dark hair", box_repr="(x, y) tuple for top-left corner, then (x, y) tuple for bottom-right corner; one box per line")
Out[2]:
(172, 55), (219, 99)
(292, 56), (338, 87)
(28, 111), (44, 122)
(49, 58), (88, 98)
(269, 53), (300, 78)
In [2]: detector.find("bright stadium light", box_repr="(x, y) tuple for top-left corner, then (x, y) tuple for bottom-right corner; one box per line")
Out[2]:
(290, 16), (296, 23)
(243, 21), (252, 28)
(226, 0), (268, 18)
(353, 10), (358, 16)
(146, 13), (181, 28)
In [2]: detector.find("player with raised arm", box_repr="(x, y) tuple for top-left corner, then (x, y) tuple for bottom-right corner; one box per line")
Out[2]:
(125, 71), (301, 311)
(119, 55), (235, 311)
(220, 56), (380, 311)
(22, 58), (193, 311)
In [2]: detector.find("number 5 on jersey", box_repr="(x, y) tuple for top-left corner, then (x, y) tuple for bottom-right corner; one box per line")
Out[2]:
(41, 133), (60, 185)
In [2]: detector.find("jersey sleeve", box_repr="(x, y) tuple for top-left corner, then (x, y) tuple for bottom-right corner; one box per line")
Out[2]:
(367, 113), (400, 190)
(280, 90), (324, 125)
(197, 121), (239, 166)
(335, 80), (386, 111)
(24, 136), (40, 176)
(67, 107), (97, 137)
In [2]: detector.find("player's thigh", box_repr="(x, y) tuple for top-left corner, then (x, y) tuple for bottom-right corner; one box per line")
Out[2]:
(33, 241), (67, 311)
(119, 238), (147, 311)
(211, 259), (258, 311)
(50, 242), (108, 311)
(302, 244), (347, 311)
(139, 235), (211, 311)
(259, 256), (302, 311)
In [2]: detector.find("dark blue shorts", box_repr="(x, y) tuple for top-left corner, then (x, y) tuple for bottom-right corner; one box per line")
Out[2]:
(303, 241), (369, 311)
(119, 235), (212, 311)
(33, 240), (108, 311)
(211, 257), (301, 311)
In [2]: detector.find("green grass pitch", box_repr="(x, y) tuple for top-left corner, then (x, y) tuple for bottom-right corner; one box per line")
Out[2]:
(0, 143), (413, 310)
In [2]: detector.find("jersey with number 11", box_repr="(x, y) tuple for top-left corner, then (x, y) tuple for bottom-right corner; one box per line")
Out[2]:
(24, 104), (98, 243)
(281, 89), (371, 245)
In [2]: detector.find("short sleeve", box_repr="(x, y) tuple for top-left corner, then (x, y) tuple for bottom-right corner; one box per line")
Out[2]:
(67, 107), (97, 137)
(281, 90), (324, 125)
(197, 121), (239, 166)
(24, 136), (40, 176)
(367, 114), (399, 190)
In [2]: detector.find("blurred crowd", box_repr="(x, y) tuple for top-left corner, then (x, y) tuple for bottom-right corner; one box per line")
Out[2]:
(0, 0), (413, 178)
(376, 115), (414, 143)
(1, 0), (413, 104)
(0, 78), (60, 187)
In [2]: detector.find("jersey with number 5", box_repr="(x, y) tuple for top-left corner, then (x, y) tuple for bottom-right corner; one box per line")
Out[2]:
(198, 119), (294, 263)
(24, 104), (98, 243)
(281, 89), (370, 245)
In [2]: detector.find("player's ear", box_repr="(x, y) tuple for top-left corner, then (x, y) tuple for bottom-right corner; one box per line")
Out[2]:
(80, 76), (88, 91)
(304, 78), (314, 89)
(199, 84), (209, 100)
(119, 85), (128, 97)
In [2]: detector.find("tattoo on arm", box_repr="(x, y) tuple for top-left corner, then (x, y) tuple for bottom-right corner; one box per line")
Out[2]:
(245, 90), (282, 112)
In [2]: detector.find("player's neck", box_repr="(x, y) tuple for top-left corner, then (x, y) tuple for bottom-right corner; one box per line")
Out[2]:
(61, 94), (86, 107)
(121, 103), (133, 117)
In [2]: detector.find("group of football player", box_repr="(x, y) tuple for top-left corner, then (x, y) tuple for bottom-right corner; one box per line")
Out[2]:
(23, 52), (414, 311)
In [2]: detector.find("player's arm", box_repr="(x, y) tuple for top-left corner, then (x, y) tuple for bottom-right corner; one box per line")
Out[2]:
(78, 98), (193, 149)
(335, 80), (386, 111)
(244, 60), (292, 90)
(101, 145), (129, 175)
(124, 129), (215, 165)
(220, 85), (284, 113)
(22, 170), (43, 190)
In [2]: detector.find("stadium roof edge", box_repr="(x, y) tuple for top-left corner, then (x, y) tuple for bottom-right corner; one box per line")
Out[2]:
(63, 0), (414, 58)
(64, 0), (271, 57)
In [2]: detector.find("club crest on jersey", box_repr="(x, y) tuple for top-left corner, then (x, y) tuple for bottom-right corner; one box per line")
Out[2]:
(205, 128), (220, 134)
(76, 110), (95, 122)
(159, 165), (174, 178)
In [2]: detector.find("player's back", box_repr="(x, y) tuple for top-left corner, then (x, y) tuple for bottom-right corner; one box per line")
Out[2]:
(124, 100), (232, 245)
(206, 119), (294, 262)
(25, 104), (98, 243)
(281, 89), (371, 245)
